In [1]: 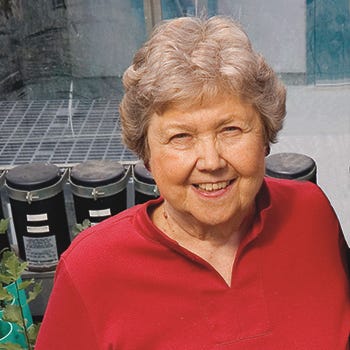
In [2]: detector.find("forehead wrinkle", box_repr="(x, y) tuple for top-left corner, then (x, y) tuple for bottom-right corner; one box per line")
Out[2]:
(164, 111), (254, 132)
(151, 95), (261, 133)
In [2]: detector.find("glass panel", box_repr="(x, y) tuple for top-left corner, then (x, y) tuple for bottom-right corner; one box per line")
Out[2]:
(216, 0), (307, 85)
(0, 1), (146, 166)
(0, 0), (146, 101)
(307, 0), (350, 84)
(161, 0), (216, 19)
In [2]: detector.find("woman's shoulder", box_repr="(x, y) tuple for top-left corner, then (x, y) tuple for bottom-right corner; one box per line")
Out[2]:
(264, 177), (340, 224)
(265, 177), (330, 206)
(61, 204), (145, 262)
(264, 177), (339, 229)
(58, 197), (164, 276)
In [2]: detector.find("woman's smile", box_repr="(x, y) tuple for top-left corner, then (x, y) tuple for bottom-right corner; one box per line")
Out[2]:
(191, 179), (236, 199)
(194, 180), (233, 192)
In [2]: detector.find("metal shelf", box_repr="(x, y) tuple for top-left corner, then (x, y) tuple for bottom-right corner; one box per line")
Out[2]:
(0, 99), (137, 168)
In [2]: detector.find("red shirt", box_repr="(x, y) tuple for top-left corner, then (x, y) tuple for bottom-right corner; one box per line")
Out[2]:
(36, 178), (350, 349)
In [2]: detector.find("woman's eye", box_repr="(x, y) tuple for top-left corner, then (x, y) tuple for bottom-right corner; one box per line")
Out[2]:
(171, 133), (191, 140)
(223, 126), (240, 133)
(168, 133), (193, 148)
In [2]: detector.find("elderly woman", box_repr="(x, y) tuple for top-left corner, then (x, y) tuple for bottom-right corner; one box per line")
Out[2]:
(36, 16), (350, 349)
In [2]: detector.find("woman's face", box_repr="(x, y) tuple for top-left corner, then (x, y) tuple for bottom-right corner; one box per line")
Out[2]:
(147, 95), (266, 229)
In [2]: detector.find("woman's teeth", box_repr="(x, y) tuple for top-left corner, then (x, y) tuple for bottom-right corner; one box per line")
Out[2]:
(197, 181), (231, 192)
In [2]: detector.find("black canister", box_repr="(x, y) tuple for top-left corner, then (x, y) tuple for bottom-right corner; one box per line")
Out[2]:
(133, 162), (159, 204)
(5, 163), (71, 271)
(0, 171), (5, 218)
(70, 160), (130, 224)
(265, 152), (317, 184)
(0, 170), (10, 252)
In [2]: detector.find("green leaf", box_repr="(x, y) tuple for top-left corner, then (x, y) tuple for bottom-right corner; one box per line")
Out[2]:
(0, 284), (13, 302)
(27, 323), (41, 345)
(1, 251), (28, 281)
(0, 342), (23, 350)
(27, 280), (43, 304)
(82, 219), (91, 227)
(0, 218), (9, 234)
(2, 304), (24, 327)
(72, 223), (83, 237)
(0, 273), (14, 285)
(72, 219), (91, 237)
(18, 278), (34, 290)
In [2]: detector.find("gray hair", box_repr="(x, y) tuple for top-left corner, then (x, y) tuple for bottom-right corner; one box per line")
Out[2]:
(120, 16), (286, 163)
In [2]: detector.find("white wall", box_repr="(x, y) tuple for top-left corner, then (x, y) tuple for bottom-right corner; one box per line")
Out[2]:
(217, 0), (306, 73)
(66, 0), (146, 77)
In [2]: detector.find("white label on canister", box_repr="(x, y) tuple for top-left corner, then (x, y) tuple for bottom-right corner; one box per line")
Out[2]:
(26, 225), (50, 234)
(26, 213), (48, 222)
(89, 209), (111, 217)
(23, 236), (58, 266)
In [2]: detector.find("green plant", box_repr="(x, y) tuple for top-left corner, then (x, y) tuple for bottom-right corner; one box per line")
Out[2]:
(0, 219), (42, 350)
(0, 219), (9, 236)
(72, 219), (91, 238)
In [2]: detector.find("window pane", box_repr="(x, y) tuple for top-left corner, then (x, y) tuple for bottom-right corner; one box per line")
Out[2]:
(0, 0), (146, 101)
(161, 0), (216, 19)
(0, 1), (146, 166)
(307, 0), (350, 84)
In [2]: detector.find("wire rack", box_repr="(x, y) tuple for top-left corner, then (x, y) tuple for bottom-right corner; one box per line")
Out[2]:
(0, 99), (137, 168)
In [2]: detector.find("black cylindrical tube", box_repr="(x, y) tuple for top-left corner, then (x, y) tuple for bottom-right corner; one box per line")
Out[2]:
(0, 170), (10, 252)
(133, 162), (159, 204)
(5, 163), (71, 271)
(70, 160), (129, 224)
(265, 152), (317, 184)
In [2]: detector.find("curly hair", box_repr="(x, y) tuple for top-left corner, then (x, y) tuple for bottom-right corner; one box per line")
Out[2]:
(119, 16), (286, 163)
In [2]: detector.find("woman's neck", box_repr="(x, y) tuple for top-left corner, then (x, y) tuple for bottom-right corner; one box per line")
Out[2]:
(151, 202), (256, 286)
(161, 201), (255, 245)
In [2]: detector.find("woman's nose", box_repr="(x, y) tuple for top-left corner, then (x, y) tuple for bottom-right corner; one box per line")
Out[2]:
(195, 136), (226, 171)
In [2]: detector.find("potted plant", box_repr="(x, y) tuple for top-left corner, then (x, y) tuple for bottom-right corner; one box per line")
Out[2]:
(0, 219), (42, 350)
